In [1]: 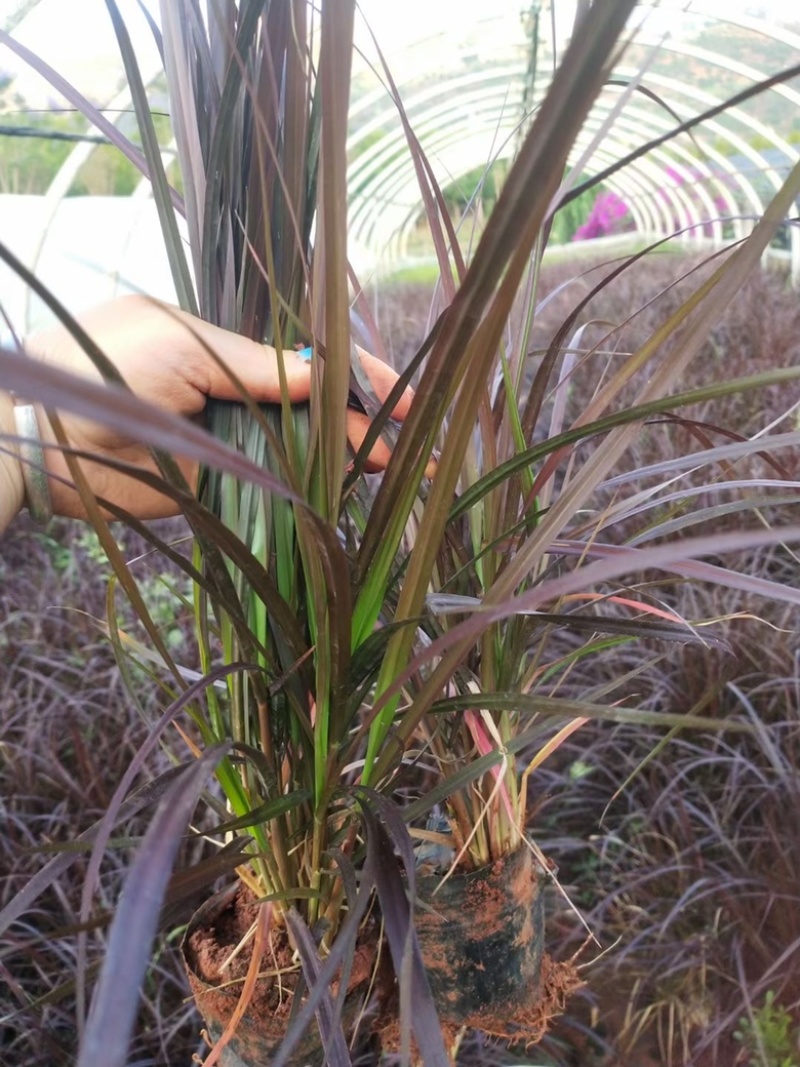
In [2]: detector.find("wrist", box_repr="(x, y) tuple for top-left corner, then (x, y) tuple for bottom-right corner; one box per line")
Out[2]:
(0, 391), (25, 527)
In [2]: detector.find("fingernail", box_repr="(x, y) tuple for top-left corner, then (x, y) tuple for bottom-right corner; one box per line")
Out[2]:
(298, 346), (313, 362)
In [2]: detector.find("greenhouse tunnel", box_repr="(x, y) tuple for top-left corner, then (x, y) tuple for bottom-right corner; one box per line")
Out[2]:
(0, 0), (798, 336)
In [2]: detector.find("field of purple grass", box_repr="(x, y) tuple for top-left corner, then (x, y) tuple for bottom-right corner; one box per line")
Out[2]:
(0, 518), (208, 1066)
(2, 254), (799, 1066)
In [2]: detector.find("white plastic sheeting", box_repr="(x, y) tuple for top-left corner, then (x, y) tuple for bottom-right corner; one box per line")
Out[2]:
(346, 2), (800, 269)
(1, 0), (798, 327)
(0, 195), (182, 335)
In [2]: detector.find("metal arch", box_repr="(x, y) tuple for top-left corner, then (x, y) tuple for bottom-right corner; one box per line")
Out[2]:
(567, 137), (692, 235)
(577, 85), (774, 192)
(636, 0), (800, 56)
(349, 1), (800, 143)
(349, 98), (523, 252)
(613, 138), (729, 244)
(348, 81), (767, 258)
(347, 69), (527, 210)
(15, 2), (798, 284)
(568, 118), (719, 237)
(565, 108), (764, 243)
(588, 93), (769, 229)
(564, 137), (687, 236)
(347, 5), (799, 268)
(347, 71), (782, 257)
(353, 122), (683, 260)
(634, 0), (800, 81)
(348, 64), (526, 152)
(359, 122), (672, 261)
(348, 76), (524, 195)
(351, 136), (512, 246)
(636, 0), (800, 281)
(632, 30), (800, 117)
(562, 82), (776, 228)
(569, 105), (759, 235)
(615, 43), (800, 167)
(610, 67), (794, 196)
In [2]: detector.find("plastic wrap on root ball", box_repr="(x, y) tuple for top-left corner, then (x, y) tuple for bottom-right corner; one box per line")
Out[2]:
(413, 844), (546, 1021)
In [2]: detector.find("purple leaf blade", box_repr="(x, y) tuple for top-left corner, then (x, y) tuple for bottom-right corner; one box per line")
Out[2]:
(76, 742), (230, 1067)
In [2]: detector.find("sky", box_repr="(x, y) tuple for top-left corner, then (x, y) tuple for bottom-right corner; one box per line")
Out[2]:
(0, 0), (796, 107)
(1, 0), (162, 105)
(0, 0), (500, 102)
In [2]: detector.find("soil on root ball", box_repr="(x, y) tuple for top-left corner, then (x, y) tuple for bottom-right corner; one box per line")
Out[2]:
(183, 883), (381, 1066)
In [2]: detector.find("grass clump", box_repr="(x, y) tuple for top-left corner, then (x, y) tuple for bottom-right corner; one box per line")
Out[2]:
(3, 2), (800, 1065)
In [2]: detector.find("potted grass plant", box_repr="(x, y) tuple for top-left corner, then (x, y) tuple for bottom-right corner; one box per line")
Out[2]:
(3, 2), (800, 1065)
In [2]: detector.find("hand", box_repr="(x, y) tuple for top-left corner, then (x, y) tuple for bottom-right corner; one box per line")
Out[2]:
(22, 295), (418, 520)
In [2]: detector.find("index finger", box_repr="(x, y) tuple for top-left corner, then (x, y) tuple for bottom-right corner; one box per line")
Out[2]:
(178, 315), (313, 405)
(355, 346), (416, 421)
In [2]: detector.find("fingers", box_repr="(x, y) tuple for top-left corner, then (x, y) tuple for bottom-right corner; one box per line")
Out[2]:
(346, 410), (436, 477)
(32, 298), (412, 417)
(355, 346), (415, 421)
(195, 328), (431, 475)
(346, 410), (392, 473)
(28, 298), (315, 410)
(161, 305), (411, 417)
(179, 319), (314, 405)
(197, 333), (415, 422)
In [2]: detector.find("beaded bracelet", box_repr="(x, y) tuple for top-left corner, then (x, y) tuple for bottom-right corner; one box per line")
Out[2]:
(13, 403), (53, 524)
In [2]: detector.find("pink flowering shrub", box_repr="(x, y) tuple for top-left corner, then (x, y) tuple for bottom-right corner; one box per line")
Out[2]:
(573, 189), (633, 240)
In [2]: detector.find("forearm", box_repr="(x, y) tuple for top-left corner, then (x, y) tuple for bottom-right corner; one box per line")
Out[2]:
(0, 391), (25, 534)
